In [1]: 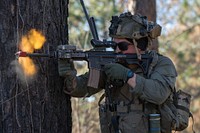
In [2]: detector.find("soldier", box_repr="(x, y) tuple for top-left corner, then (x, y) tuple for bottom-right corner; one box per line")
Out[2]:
(58, 12), (177, 133)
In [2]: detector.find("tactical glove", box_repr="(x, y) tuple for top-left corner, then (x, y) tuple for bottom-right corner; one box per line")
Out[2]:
(58, 59), (76, 77)
(104, 63), (134, 82)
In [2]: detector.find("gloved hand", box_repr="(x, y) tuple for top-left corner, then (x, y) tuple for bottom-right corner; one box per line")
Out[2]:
(58, 59), (76, 77)
(104, 63), (133, 82)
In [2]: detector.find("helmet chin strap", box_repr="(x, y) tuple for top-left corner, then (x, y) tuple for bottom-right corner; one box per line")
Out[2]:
(147, 36), (152, 51)
(133, 39), (141, 60)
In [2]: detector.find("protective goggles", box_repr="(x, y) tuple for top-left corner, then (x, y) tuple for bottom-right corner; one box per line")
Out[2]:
(113, 41), (132, 51)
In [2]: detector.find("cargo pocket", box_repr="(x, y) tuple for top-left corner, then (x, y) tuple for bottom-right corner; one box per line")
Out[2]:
(119, 111), (148, 133)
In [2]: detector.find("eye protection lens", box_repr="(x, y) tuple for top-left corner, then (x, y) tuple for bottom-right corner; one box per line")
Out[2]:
(112, 41), (130, 51)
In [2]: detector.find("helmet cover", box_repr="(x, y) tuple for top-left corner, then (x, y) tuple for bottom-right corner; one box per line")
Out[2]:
(109, 12), (162, 40)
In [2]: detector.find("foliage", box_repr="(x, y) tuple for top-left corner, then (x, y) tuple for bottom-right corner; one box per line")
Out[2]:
(157, 1), (200, 132)
(158, 0), (200, 94)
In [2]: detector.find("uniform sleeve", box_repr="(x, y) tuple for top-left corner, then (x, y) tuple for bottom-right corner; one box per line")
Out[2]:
(63, 72), (103, 97)
(130, 56), (177, 105)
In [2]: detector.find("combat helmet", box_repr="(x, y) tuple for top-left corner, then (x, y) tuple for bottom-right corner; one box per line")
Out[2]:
(109, 12), (162, 40)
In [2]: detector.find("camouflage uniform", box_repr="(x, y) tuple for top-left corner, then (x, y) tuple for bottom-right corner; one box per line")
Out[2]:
(60, 12), (177, 133)
(63, 51), (177, 133)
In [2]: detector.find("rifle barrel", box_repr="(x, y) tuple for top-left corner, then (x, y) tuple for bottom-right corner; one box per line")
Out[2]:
(16, 51), (52, 58)
(26, 53), (51, 57)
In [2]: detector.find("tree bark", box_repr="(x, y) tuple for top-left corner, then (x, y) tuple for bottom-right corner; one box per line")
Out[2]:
(134, 0), (159, 51)
(0, 0), (72, 132)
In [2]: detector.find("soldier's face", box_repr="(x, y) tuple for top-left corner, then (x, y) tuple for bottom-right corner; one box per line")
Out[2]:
(113, 38), (137, 54)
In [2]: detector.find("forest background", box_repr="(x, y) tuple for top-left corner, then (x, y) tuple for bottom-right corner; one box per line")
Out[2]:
(69, 0), (200, 133)
(0, 0), (199, 133)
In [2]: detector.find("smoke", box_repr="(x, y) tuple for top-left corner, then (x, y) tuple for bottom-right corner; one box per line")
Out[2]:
(11, 59), (37, 84)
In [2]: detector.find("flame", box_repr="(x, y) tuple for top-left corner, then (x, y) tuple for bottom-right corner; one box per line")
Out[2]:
(18, 57), (37, 76)
(28, 29), (46, 49)
(18, 29), (46, 76)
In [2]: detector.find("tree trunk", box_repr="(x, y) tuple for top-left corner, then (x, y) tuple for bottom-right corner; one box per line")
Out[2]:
(0, 0), (72, 132)
(134, 0), (159, 51)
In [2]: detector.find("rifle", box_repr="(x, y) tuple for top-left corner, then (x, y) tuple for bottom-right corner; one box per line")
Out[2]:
(16, 44), (152, 89)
